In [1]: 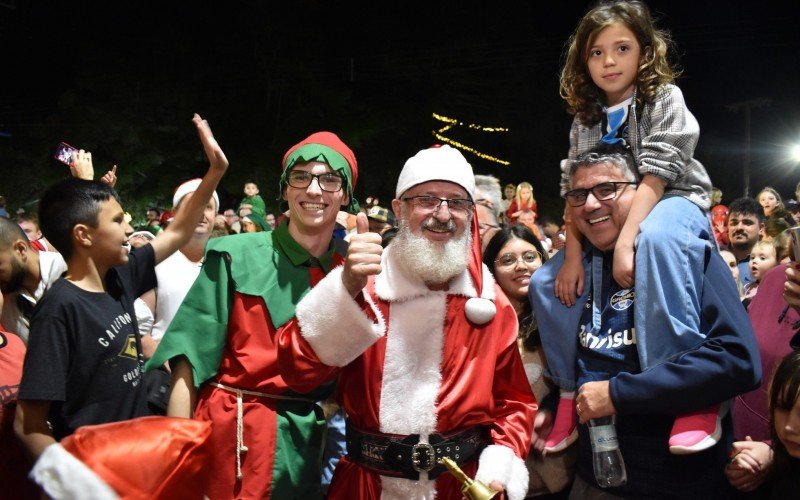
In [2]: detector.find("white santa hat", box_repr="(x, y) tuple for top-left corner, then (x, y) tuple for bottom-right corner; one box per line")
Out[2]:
(395, 145), (476, 200)
(395, 145), (495, 324)
(172, 178), (219, 211)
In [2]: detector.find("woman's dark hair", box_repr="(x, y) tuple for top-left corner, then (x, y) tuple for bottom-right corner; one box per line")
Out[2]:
(483, 225), (548, 351)
(769, 351), (800, 472)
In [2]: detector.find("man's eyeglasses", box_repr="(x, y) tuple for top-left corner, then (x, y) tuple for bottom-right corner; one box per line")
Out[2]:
(287, 171), (344, 193)
(494, 251), (542, 269)
(564, 182), (637, 207)
(401, 195), (474, 214)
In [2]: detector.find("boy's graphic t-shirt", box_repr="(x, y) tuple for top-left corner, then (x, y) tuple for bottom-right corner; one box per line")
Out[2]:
(19, 245), (156, 440)
(600, 96), (635, 147)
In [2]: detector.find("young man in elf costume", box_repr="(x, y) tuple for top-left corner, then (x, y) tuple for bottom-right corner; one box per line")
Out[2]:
(146, 131), (359, 499)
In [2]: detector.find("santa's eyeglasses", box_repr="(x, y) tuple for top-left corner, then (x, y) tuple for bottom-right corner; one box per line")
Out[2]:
(401, 195), (474, 215)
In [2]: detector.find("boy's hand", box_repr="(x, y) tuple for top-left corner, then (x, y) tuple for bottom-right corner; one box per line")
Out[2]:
(612, 238), (635, 289)
(555, 255), (584, 307)
(342, 212), (382, 296)
(192, 113), (229, 173)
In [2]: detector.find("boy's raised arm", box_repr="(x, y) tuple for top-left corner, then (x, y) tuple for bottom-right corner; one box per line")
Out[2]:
(151, 113), (229, 265)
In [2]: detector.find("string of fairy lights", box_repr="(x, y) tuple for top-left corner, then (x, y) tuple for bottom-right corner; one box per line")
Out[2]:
(432, 112), (510, 166)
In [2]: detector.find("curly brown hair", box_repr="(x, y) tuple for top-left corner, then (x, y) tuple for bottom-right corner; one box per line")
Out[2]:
(559, 0), (679, 126)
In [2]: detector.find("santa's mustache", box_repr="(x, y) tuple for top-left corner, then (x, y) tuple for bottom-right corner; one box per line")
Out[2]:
(424, 217), (457, 233)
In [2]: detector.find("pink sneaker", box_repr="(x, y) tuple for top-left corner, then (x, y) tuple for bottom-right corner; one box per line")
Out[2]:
(668, 403), (724, 455)
(544, 397), (578, 453)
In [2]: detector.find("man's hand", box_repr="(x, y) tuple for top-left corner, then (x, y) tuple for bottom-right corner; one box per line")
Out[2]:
(341, 212), (382, 296)
(193, 113), (229, 174)
(785, 263), (800, 311)
(576, 380), (615, 423)
(612, 237), (635, 289)
(100, 165), (118, 188)
(69, 149), (94, 180)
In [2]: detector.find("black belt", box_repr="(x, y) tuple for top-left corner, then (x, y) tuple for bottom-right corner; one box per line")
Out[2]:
(345, 422), (487, 480)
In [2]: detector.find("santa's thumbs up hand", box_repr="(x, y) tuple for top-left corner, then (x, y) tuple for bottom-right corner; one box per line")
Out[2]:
(356, 211), (369, 234)
(342, 212), (383, 296)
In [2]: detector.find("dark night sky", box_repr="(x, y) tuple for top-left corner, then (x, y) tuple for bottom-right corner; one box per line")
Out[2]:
(2, 1), (800, 217)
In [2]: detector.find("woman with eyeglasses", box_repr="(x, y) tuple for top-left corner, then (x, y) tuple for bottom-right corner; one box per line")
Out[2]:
(483, 226), (576, 498)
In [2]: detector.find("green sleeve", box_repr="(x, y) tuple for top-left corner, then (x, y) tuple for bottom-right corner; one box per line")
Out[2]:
(251, 195), (266, 217)
(144, 249), (233, 387)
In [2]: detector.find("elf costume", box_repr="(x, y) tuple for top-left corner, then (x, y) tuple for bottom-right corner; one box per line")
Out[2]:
(146, 131), (358, 499)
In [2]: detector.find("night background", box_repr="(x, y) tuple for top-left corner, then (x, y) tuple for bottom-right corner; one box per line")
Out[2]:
(2, 1), (799, 221)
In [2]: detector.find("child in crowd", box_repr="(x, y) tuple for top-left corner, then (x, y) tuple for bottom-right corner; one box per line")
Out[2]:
(743, 240), (778, 305)
(728, 351), (800, 495)
(13, 114), (228, 463)
(757, 186), (783, 218)
(765, 351), (800, 493)
(719, 249), (746, 300)
(502, 183), (516, 212)
(546, 0), (718, 455)
(237, 180), (266, 217)
(506, 181), (537, 225)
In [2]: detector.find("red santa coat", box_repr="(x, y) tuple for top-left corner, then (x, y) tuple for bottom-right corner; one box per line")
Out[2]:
(278, 245), (537, 500)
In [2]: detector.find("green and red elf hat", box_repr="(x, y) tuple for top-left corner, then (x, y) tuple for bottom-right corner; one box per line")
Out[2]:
(279, 131), (360, 214)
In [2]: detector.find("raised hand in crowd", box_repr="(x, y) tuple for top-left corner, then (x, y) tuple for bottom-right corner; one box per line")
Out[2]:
(147, 113), (228, 266)
(100, 165), (118, 188)
(69, 149), (118, 187)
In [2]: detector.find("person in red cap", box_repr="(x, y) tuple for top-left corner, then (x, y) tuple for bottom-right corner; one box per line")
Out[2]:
(277, 144), (537, 500)
(146, 131), (360, 499)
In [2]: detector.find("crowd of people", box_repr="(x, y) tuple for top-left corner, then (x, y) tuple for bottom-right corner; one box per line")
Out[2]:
(2, 1), (800, 499)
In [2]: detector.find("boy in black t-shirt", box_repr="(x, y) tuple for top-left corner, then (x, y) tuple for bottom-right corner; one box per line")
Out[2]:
(14, 114), (229, 462)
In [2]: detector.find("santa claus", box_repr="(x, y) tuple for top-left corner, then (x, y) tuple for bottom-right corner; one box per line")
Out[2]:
(278, 144), (537, 499)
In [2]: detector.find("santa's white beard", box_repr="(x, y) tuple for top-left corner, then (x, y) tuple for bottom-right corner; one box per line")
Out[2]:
(393, 219), (471, 285)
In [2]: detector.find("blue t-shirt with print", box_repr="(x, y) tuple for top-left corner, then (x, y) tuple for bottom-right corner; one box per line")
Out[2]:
(576, 253), (639, 386)
(600, 96), (634, 148)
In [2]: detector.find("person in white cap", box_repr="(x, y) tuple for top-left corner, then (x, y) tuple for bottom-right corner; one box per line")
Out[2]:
(139, 179), (219, 362)
(277, 144), (537, 500)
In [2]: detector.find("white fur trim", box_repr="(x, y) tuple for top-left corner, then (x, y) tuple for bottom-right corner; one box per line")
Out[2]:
(379, 292), (445, 436)
(296, 266), (385, 367)
(380, 476), (436, 500)
(465, 298), (496, 324)
(31, 444), (119, 499)
(474, 444), (529, 500)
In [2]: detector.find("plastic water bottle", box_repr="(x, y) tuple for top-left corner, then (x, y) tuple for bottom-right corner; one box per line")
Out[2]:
(588, 415), (627, 488)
